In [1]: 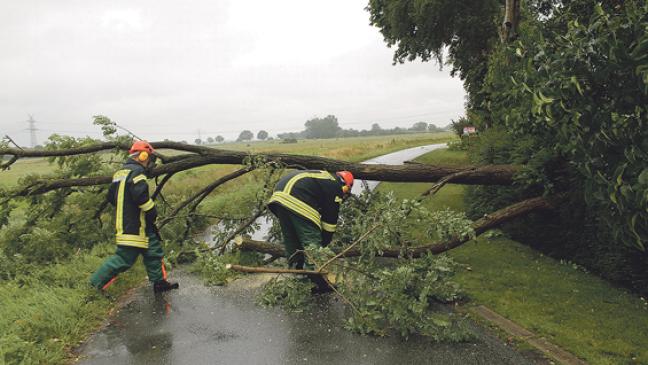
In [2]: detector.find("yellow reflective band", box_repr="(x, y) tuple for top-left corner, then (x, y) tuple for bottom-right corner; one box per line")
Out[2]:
(116, 233), (148, 242)
(269, 192), (322, 228)
(271, 192), (321, 221)
(270, 194), (320, 226)
(321, 221), (337, 232)
(115, 172), (128, 236)
(139, 199), (155, 211)
(133, 174), (147, 184)
(139, 211), (146, 237)
(116, 240), (149, 249)
(284, 171), (336, 194)
(116, 233), (149, 248)
(112, 169), (130, 183)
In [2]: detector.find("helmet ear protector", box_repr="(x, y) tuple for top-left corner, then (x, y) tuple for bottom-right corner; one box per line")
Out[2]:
(336, 171), (354, 194)
(138, 151), (149, 162)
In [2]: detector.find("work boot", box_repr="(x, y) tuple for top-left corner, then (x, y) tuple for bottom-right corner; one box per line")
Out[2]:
(153, 280), (179, 294)
(305, 274), (334, 294)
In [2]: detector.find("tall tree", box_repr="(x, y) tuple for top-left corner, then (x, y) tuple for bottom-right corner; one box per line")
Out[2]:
(215, 135), (224, 143)
(304, 115), (341, 139)
(257, 130), (269, 140)
(236, 130), (254, 142)
(410, 122), (429, 132)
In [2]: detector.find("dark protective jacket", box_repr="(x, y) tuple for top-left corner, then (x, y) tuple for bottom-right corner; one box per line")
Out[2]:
(106, 159), (157, 248)
(268, 170), (344, 245)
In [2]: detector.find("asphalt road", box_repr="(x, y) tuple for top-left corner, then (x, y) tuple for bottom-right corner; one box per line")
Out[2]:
(77, 271), (537, 365)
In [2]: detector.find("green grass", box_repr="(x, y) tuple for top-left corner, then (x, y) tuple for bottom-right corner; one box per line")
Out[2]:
(378, 147), (648, 365)
(0, 244), (145, 365)
(452, 238), (648, 365)
(0, 158), (55, 188)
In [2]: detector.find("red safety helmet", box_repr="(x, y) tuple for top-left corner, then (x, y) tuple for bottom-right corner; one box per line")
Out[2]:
(336, 171), (354, 193)
(129, 140), (155, 154)
(129, 140), (155, 162)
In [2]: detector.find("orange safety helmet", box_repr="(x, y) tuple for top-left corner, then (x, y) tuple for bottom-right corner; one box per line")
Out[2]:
(129, 140), (155, 162)
(336, 171), (354, 193)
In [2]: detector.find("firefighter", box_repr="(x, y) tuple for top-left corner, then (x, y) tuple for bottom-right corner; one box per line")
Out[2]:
(90, 140), (178, 294)
(267, 170), (354, 273)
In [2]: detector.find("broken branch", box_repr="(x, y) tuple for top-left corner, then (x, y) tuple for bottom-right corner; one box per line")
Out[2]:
(216, 208), (266, 255)
(158, 166), (254, 228)
(237, 196), (554, 259)
(318, 224), (380, 272)
(226, 264), (326, 276)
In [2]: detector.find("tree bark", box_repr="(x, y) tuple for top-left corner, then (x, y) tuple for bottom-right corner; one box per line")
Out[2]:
(501, 0), (521, 43)
(226, 264), (326, 276)
(236, 196), (553, 259)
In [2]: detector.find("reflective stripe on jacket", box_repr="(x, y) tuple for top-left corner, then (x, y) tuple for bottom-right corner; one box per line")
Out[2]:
(268, 170), (343, 236)
(107, 160), (156, 248)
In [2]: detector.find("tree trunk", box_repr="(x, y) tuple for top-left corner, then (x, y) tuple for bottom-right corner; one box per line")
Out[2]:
(236, 196), (553, 259)
(4, 142), (519, 197)
(501, 0), (521, 43)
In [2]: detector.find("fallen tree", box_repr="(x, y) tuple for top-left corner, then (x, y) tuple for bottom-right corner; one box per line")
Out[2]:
(0, 132), (554, 341)
(1, 141), (518, 199)
(235, 195), (554, 258)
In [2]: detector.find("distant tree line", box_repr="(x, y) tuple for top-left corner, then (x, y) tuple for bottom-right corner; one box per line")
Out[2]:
(192, 115), (449, 145)
(193, 135), (226, 145)
(276, 115), (449, 140)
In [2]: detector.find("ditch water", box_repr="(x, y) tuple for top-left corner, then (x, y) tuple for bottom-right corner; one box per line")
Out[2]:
(77, 144), (540, 365)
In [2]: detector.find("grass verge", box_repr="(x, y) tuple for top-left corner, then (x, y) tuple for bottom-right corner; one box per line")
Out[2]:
(378, 148), (648, 365)
(0, 244), (144, 364)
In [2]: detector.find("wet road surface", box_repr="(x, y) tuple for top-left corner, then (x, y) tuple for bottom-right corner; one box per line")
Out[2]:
(78, 271), (536, 365)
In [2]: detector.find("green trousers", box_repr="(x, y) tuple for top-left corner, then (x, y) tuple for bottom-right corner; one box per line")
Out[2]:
(273, 205), (322, 269)
(90, 233), (166, 289)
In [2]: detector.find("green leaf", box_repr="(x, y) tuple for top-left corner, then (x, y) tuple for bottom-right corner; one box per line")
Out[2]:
(639, 169), (648, 185)
(630, 214), (645, 251)
(538, 91), (554, 104)
(570, 76), (584, 96)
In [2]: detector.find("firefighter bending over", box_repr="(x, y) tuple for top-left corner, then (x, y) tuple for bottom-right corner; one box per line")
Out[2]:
(268, 170), (354, 289)
(90, 141), (178, 294)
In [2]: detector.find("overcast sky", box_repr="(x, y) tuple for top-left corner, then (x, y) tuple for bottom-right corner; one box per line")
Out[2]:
(0, 0), (465, 146)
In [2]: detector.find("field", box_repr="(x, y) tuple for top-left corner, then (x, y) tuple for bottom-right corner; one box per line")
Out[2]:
(378, 148), (648, 365)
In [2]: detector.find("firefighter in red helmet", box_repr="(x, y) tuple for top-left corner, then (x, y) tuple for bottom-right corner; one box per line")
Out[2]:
(90, 140), (178, 294)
